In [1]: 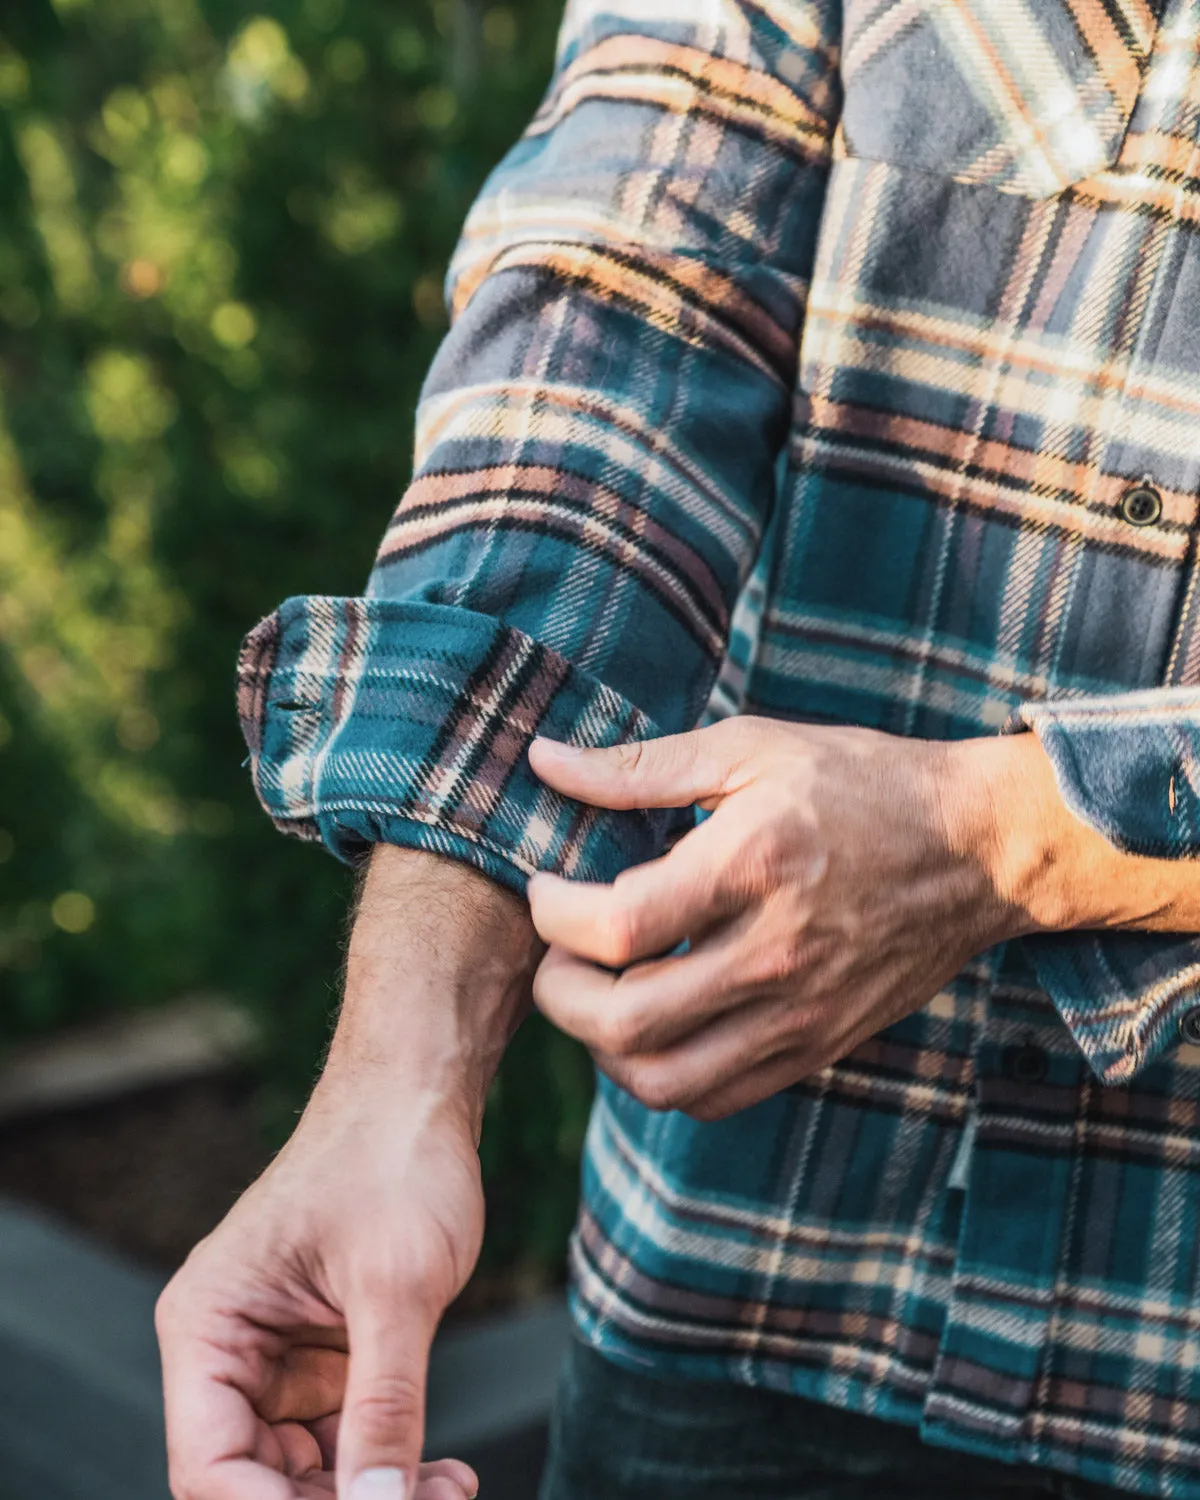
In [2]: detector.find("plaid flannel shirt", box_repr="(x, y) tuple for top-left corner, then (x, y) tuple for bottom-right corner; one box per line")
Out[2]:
(238, 0), (1200, 1492)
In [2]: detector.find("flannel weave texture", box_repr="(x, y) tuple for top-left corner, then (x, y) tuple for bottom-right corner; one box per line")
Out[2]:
(239, 0), (1200, 1492)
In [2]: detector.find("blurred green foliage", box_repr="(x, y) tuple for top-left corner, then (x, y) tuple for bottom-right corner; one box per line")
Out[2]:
(0, 0), (593, 1276)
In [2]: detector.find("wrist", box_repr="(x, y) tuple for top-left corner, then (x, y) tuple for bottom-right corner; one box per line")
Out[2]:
(319, 996), (515, 1145)
(940, 732), (1092, 939)
(306, 1050), (486, 1155)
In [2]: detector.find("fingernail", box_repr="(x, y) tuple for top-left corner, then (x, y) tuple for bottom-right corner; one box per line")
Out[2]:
(349, 1469), (407, 1500)
(533, 736), (583, 755)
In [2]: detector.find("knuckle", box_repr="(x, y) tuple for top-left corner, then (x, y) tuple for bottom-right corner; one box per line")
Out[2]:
(686, 1098), (722, 1124)
(596, 1006), (642, 1057)
(531, 968), (552, 1014)
(154, 1288), (174, 1339)
(712, 714), (765, 759)
(356, 1252), (421, 1305)
(679, 861), (724, 924)
(598, 900), (637, 969)
(748, 938), (799, 989)
(727, 828), (783, 898)
(531, 958), (560, 1012)
(625, 1064), (683, 1114)
(154, 1277), (185, 1338)
(613, 739), (647, 775)
(710, 716), (749, 752)
(357, 1233), (459, 1310)
(166, 1456), (206, 1500)
(353, 1258), (394, 1303)
(352, 1372), (424, 1438)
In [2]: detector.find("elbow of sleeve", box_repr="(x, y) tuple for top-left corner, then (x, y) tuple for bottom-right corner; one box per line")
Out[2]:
(237, 594), (692, 893)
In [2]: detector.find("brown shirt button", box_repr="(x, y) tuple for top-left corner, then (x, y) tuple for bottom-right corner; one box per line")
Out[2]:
(1119, 484), (1163, 527)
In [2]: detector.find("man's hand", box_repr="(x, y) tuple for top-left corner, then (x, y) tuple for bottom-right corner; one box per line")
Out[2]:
(525, 718), (1102, 1122)
(157, 847), (541, 1500)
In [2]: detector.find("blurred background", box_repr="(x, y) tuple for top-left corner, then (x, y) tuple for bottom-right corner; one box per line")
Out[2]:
(0, 0), (583, 1493)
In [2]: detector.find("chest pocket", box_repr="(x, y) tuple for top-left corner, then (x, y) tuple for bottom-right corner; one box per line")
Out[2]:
(839, 0), (1166, 197)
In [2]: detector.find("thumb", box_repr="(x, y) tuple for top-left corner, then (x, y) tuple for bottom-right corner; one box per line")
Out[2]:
(528, 730), (726, 809)
(337, 1297), (437, 1500)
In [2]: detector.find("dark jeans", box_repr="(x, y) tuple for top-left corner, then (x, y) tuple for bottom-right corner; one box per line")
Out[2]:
(538, 1337), (1129, 1500)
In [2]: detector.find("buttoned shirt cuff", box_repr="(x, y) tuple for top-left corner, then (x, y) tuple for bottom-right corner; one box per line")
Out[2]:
(1004, 693), (1200, 1083)
(237, 595), (690, 895)
(1003, 690), (1200, 858)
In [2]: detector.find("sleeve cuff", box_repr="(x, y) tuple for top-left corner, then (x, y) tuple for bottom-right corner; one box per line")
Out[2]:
(1003, 690), (1200, 859)
(236, 595), (692, 894)
(1004, 690), (1200, 1081)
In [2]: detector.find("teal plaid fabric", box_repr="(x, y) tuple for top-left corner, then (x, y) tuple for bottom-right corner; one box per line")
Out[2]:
(237, 1), (1200, 1493)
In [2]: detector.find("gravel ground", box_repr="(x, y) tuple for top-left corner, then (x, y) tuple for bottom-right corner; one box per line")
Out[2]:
(0, 1075), (272, 1271)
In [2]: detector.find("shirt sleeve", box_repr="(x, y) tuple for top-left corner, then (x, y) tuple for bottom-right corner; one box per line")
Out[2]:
(236, 0), (839, 896)
(1005, 690), (1200, 1084)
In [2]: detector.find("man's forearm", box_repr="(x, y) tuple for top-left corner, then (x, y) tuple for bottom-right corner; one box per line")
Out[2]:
(321, 845), (543, 1140)
(158, 843), (534, 1500)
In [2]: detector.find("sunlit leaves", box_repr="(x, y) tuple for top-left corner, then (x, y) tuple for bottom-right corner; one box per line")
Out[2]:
(209, 299), (255, 346)
(0, 46), (30, 107)
(160, 133), (209, 188)
(15, 121), (99, 312)
(101, 86), (152, 146)
(303, 0), (344, 31)
(0, 286), (39, 328)
(85, 349), (178, 442)
(318, 164), (402, 255)
(51, 890), (95, 932)
(0, 389), (183, 841)
(416, 85), (457, 131)
(325, 36), (366, 84)
(387, 26), (428, 72)
(224, 17), (309, 120)
(216, 427), (281, 500)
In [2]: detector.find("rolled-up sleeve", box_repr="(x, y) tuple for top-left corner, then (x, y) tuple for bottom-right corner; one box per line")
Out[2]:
(238, 0), (839, 893)
(237, 595), (688, 891)
(1006, 690), (1200, 1084)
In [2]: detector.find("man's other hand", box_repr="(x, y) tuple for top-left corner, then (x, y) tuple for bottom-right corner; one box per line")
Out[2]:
(527, 719), (1078, 1121)
(157, 847), (540, 1500)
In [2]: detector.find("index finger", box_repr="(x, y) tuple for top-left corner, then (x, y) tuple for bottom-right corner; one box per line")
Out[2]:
(527, 818), (736, 969)
(259, 1345), (348, 1424)
(160, 1314), (297, 1500)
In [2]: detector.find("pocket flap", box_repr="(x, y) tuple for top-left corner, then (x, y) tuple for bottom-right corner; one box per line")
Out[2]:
(840, 0), (1165, 196)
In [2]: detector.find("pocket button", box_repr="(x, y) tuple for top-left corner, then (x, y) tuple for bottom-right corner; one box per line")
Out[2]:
(1119, 484), (1163, 527)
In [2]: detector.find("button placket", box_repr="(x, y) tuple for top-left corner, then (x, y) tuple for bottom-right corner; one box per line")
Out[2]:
(922, 992), (1085, 1464)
